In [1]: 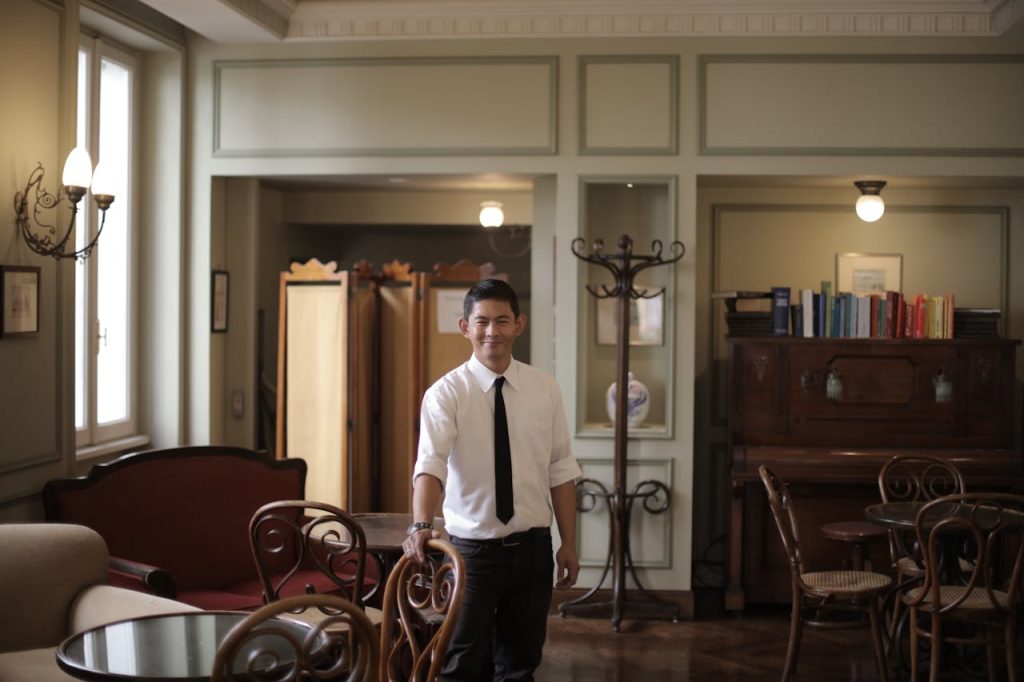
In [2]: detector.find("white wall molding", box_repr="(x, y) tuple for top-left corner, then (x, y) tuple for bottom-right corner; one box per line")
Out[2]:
(285, 0), (1016, 40)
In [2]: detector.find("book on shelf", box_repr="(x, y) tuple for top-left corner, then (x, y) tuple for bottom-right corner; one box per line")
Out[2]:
(821, 281), (833, 338)
(800, 289), (814, 338)
(953, 307), (1001, 338)
(884, 291), (897, 338)
(771, 287), (790, 336)
(895, 294), (907, 339)
(857, 296), (870, 338)
(869, 295), (879, 338)
(791, 303), (804, 337)
(813, 292), (822, 338)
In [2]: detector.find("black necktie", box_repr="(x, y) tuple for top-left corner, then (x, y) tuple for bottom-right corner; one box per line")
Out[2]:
(494, 377), (514, 524)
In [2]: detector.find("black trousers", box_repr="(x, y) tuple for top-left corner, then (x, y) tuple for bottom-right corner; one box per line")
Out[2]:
(442, 528), (554, 682)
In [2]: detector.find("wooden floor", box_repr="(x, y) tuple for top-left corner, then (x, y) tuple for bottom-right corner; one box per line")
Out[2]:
(535, 592), (1011, 681)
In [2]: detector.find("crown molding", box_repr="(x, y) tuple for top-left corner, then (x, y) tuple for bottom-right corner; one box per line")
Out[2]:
(285, 0), (1024, 40)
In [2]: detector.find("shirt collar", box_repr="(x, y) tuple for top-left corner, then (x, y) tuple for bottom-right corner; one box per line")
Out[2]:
(467, 354), (519, 392)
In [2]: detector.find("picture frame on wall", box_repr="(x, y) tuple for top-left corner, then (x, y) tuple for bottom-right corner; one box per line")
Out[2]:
(596, 292), (664, 346)
(211, 270), (229, 333)
(836, 253), (903, 295)
(0, 265), (41, 338)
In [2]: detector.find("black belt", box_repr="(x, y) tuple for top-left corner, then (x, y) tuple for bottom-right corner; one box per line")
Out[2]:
(451, 527), (549, 548)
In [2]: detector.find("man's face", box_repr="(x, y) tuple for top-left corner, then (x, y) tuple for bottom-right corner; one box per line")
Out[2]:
(459, 298), (526, 373)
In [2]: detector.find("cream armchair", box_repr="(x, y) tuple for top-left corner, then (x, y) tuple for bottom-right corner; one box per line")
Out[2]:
(0, 523), (199, 681)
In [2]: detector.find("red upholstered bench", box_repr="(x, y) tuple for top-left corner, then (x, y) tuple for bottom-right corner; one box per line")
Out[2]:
(41, 446), (358, 611)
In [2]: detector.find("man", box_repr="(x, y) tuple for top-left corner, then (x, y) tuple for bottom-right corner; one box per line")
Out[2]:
(403, 278), (581, 681)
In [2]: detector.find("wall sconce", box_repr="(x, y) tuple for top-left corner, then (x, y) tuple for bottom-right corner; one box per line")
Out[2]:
(14, 147), (116, 262)
(479, 201), (505, 229)
(854, 180), (886, 223)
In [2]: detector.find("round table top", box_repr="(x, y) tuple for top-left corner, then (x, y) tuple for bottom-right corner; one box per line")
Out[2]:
(865, 501), (1024, 532)
(57, 611), (310, 681)
(352, 513), (446, 552)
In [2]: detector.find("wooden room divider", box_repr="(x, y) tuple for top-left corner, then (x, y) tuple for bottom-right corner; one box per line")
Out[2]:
(276, 257), (495, 513)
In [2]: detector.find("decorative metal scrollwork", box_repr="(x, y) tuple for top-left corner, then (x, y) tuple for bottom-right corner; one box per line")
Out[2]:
(631, 480), (671, 515)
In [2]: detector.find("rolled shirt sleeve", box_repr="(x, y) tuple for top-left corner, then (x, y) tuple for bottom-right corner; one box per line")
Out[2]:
(548, 383), (581, 489)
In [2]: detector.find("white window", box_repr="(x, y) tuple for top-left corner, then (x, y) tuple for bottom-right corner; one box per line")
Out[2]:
(75, 37), (138, 449)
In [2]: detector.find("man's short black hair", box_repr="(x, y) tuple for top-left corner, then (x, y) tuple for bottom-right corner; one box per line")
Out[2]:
(463, 279), (520, 321)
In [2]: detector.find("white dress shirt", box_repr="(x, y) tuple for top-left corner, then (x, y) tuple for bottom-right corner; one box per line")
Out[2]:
(414, 354), (581, 540)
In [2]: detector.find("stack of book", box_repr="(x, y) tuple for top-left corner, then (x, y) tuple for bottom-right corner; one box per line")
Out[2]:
(711, 291), (773, 337)
(953, 308), (1001, 338)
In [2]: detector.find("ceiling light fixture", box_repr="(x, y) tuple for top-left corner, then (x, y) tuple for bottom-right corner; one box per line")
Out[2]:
(854, 180), (886, 223)
(14, 147), (116, 262)
(478, 201), (504, 229)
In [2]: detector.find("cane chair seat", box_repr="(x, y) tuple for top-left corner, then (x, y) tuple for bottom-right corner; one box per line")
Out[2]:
(905, 585), (1010, 610)
(801, 570), (891, 594)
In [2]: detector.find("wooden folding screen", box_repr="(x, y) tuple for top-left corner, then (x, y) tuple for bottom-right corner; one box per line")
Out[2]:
(276, 259), (364, 510)
(276, 258), (495, 514)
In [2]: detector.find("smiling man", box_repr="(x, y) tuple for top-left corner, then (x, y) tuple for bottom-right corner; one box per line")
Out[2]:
(404, 278), (581, 681)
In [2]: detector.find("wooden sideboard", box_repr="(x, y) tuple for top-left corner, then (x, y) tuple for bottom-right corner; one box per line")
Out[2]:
(725, 337), (1021, 610)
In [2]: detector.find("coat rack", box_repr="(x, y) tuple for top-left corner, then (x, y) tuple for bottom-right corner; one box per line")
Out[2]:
(560, 234), (685, 631)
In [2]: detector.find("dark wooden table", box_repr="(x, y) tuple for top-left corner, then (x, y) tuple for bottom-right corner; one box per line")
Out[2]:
(353, 512), (446, 553)
(56, 611), (310, 681)
(350, 513), (446, 605)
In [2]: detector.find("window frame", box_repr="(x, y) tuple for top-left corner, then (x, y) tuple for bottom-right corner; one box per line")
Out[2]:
(74, 35), (140, 451)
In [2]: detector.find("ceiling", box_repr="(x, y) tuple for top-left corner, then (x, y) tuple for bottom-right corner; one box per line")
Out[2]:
(137, 0), (1024, 43)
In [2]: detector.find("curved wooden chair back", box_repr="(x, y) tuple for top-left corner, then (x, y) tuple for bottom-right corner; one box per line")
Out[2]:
(758, 466), (805, 577)
(250, 500), (368, 607)
(902, 492), (1024, 681)
(878, 455), (966, 503)
(212, 593), (378, 682)
(909, 492), (1024, 615)
(878, 455), (966, 575)
(379, 539), (466, 682)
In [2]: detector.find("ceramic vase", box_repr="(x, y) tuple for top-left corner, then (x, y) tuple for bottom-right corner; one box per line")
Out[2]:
(605, 372), (650, 428)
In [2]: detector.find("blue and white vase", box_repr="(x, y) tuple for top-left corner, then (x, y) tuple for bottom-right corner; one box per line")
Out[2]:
(605, 372), (650, 428)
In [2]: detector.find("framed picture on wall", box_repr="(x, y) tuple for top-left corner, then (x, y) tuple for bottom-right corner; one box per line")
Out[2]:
(596, 293), (664, 346)
(0, 265), (41, 338)
(836, 253), (902, 295)
(211, 270), (229, 333)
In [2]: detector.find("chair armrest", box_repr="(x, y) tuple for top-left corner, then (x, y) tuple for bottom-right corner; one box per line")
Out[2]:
(109, 556), (177, 599)
(69, 585), (199, 635)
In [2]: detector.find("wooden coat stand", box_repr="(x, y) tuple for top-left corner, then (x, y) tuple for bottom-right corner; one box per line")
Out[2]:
(559, 234), (685, 631)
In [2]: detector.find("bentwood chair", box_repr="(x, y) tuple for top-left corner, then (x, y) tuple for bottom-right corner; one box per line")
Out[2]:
(249, 500), (381, 627)
(878, 455), (967, 636)
(379, 539), (466, 682)
(759, 466), (891, 682)
(212, 593), (378, 682)
(903, 493), (1024, 682)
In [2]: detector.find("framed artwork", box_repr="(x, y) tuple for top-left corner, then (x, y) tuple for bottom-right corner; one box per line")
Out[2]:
(836, 253), (902, 295)
(211, 270), (229, 333)
(596, 293), (664, 346)
(0, 265), (41, 338)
